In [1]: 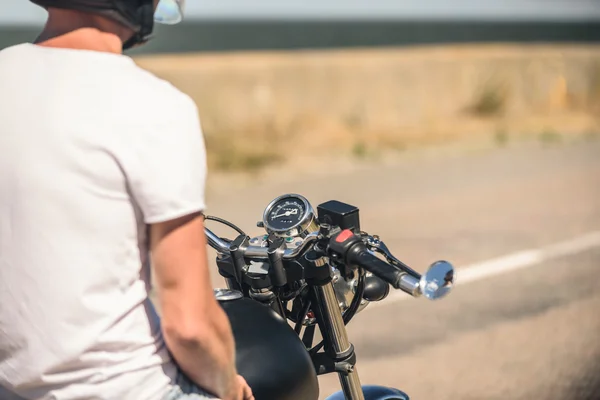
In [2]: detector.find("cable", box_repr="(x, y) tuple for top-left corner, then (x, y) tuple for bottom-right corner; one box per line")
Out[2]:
(309, 268), (366, 355)
(344, 268), (366, 324)
(295, 299), (312, 335)
(204, 215), (246, 236)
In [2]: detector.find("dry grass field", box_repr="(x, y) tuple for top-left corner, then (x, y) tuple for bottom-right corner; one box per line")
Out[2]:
(134, 44), (600, 173)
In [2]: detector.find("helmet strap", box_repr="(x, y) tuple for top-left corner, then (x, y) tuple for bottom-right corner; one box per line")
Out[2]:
(122, 0), (154, 50)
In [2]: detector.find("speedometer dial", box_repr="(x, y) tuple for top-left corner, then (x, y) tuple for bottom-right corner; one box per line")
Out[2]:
(267, 198), (305, 231)
(262, 194), (317, 236)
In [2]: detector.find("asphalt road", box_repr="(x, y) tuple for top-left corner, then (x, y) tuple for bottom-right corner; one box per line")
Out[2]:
(197, 138), (600, 399)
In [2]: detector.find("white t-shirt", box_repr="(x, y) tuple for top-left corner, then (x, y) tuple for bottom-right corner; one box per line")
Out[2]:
(0, 43), (207, 400)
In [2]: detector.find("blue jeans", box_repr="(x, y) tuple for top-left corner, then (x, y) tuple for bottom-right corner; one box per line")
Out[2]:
(162, 370), (220, 400)
(1, 370), (218, 400)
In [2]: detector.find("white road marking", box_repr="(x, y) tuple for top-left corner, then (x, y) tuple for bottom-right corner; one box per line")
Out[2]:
(370, 230), (600, 308)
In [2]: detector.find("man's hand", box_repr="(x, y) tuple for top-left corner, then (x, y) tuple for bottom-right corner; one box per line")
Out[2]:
(219, 374), (254, 400)
(236, 375), (254, 400)
(150, 213), (239, 399)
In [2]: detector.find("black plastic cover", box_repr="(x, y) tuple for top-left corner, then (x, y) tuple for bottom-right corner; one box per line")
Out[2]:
(317, 200), (361, 232)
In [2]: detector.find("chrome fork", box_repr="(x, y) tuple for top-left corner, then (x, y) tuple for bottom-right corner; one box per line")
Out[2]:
(313, 282), (365, 400)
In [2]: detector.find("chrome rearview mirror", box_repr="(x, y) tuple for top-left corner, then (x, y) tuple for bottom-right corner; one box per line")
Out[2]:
(419, 261), (455, 300)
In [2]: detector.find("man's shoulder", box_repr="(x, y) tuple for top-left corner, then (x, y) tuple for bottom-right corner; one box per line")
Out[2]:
(122, 63), (196, 113)
(114, 63), (202, 144)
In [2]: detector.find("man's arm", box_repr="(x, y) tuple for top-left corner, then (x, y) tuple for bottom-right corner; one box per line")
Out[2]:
(150, 212), (240, 400)
(119, 91), (250, 398)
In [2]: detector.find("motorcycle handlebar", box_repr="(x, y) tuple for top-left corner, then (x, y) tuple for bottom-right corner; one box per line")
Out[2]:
(346, 244), (422, 297)
(204, 227), (319, 261)
(205, 223), (453, 301)
(205, 226), (422, 297)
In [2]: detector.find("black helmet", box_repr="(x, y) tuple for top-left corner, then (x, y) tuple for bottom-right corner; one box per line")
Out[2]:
(29, 0), (185, 49)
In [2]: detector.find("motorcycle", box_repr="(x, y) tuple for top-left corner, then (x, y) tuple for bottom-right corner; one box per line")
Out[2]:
(204, 194), (455, 400)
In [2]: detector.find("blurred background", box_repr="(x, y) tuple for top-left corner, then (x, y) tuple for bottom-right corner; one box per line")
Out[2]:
(3, 1), (600, 399)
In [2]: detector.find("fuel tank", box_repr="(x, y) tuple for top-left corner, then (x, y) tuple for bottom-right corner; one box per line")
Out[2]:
(217, 290), (320, 400)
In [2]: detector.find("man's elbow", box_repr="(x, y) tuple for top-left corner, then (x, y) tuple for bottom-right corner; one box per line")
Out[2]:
(162, 306), (232, 349)
(163, 319), (205, 348)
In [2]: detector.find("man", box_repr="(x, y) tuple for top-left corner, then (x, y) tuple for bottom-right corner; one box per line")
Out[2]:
(0, 1), (253, 399)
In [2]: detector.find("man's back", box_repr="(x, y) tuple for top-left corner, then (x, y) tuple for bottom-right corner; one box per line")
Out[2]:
(0, 43), (206, 400)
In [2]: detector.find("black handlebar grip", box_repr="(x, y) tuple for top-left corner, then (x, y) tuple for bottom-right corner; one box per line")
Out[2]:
(346, 244), (406, 290)
(329, 229), (420, 295)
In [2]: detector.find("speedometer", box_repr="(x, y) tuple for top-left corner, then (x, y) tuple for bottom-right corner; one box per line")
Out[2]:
(262, 194), (317, 237)
(267, 198), (305, 231)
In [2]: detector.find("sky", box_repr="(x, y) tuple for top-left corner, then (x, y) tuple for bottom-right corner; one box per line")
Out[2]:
(2, 0), (600, 25)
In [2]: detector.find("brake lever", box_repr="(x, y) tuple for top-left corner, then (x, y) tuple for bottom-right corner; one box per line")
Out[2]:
(364, 234), (456, 300)
(364, 235), (421, 279)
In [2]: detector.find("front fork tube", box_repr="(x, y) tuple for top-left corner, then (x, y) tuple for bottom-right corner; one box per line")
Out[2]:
(312, 282), (365, 400)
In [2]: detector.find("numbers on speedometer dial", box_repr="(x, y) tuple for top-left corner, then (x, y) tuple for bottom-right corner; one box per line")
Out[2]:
(267, 198), (306, 232)
(262, 194), (317, 236)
